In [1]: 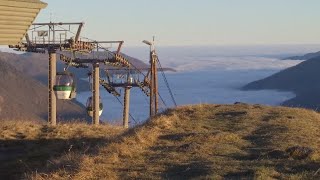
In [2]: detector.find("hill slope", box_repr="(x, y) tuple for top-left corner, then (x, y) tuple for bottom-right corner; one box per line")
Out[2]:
(1, 104), (320, 179)
(0, 58), (86, 121)
(243, 56), (320, 109)
(284, 51), (320, 60)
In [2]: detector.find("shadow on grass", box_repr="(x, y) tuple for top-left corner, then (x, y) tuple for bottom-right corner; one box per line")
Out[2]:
(230, 122), (320, 178)
(0, 120), (155, 179)
(275, 161), (320, 176)
(223, 170), (255, 180)
(233, 124), (288, 161)
(0, 137), (109, 179)
(162, 160), (212, 179)
(215, 111), (248, 118)
(0, 123), (124, 179)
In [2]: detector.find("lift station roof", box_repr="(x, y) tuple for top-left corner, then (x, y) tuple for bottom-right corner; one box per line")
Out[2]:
(0, 0), (47, 45)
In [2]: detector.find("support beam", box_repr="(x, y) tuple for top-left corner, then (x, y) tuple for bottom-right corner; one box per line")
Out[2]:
(153, 53), (158, 114)
(149, 51), (155, 118)
(149, 50), (159, 118)
(48, 50), (57, 126)
(93, 63), (100, 125)
(75, 23), (84, 42)
(123, 86), (131, 128)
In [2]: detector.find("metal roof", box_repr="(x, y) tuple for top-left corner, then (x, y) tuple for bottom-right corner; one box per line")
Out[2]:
(0, 0), (47, 45)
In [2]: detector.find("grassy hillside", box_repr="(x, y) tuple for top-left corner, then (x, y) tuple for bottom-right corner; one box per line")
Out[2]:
(1, 104), (320, 179)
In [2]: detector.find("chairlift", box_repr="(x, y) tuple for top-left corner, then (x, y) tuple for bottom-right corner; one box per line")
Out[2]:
(86, 96), (103, 117)
(53, 72), (76, 100)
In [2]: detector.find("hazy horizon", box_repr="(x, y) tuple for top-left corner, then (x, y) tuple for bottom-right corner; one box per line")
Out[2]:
(36, 0), (320, 46)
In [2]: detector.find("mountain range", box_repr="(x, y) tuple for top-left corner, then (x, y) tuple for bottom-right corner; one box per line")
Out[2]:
(283, 51), (320, 60)
(244, 51), (320, 110)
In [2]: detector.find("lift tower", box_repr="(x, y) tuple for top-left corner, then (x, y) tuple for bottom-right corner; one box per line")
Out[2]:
(9, 21), (165, 127)
(61, 40), (131, 125)
(9, 22), (95, 126)
(143, 39), (159, 117)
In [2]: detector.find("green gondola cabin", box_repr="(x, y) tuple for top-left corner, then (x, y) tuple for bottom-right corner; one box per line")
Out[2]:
(53, 72), (76, 100)
(86, 96), (103, 117)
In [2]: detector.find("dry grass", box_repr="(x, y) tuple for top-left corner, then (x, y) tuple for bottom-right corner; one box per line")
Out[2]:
(0, 121), (123, 179)
(1, 104), (320, 179)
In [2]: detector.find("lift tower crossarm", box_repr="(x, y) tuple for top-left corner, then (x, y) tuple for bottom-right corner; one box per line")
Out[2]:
(32, 22), (84, 26)
(73, 58), (112, 64)
(60, 54), (89, 68)
(99, 79), (121, 97)
(9, 22), (93, 53)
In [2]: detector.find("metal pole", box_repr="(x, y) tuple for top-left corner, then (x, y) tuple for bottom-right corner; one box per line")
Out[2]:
(123, 86), (131, 128)
(75, 23), (84, 41)
(149, 50), (155, 118)
(153, 52), (158, 114)
(93, 63), (100, 125)
(48, 50), (57, 126)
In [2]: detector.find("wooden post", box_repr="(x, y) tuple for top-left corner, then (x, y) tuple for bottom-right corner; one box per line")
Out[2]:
(153, 52), (158, 114)
(123, 86), (131, 128)
(93, 63), (100, 125)
(149, 50), (155, 118)
(48, 50), (57, 126)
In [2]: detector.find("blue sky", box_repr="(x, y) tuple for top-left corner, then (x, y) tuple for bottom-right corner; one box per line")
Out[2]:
(36, 0), (320, 46)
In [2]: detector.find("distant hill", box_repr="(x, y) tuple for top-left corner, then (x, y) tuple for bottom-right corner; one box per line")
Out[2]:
(0, 57), (87, 121)
(243, 56), (320, 109)
(283, 51), (320, 60)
